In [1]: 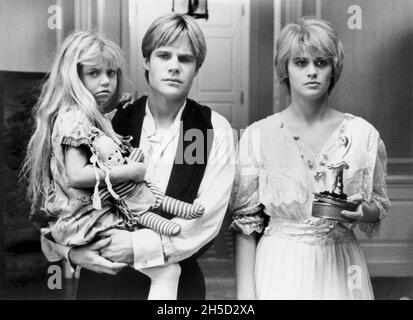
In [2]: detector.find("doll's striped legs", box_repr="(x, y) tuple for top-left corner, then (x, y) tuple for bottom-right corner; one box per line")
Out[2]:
(146, 182), (204, 219)
(137, 211), (181, 236)
(161, 196), (204, 219)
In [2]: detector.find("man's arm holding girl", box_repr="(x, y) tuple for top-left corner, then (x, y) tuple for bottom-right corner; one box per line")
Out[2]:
(101, 113), (236, 269)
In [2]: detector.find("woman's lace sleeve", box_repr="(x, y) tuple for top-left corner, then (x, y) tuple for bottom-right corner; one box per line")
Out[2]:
(229, 128), (264, 235)
(371, 139), (391, 218)
(359, 138), (391, 237)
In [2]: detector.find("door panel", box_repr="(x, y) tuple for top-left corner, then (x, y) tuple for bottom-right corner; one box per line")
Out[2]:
(189, 0), (245, 129)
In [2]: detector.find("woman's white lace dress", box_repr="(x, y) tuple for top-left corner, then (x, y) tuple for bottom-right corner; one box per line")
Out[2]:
(230, 113), (390, 300)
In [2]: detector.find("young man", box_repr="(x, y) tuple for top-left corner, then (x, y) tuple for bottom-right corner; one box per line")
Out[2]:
(66, 13), (235, 299)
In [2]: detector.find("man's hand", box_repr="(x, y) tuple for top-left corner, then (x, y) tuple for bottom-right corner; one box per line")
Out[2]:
(98, 229), (134, 265)
(68, 238), (128, 275)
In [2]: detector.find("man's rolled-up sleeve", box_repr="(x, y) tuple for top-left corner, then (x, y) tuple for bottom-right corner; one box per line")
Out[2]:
(131, 229), (165, 269)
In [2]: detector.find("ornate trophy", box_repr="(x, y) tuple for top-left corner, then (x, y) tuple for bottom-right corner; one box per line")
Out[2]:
(312, 135), (360, 222)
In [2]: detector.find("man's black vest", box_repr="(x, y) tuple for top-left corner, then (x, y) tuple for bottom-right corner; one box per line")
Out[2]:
(112, 95), (213, 207)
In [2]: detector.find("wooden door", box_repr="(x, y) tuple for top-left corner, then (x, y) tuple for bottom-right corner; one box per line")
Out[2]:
(188, 0), (248, 129)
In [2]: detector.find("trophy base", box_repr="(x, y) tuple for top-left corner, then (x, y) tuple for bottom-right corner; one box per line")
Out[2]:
(312, 193), (359, 223)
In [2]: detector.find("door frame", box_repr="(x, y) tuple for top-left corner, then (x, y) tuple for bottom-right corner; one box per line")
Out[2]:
(240, 0), (251, 129)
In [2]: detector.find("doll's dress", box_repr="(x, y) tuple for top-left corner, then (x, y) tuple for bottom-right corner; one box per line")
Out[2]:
(230, 113), (390, 300)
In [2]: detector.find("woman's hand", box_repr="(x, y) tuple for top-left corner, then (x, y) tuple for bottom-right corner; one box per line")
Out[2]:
(68, 238), (128, 275)
(118, 92), (135, 109)
(341, 194), (364, 221)
(125, 158), (147, 182)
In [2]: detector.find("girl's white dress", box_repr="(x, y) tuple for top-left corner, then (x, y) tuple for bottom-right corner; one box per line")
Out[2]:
(230, 113), (390, 300)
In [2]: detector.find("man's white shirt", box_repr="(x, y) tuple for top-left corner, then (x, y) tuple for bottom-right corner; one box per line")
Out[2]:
(132, 101), (236, 269)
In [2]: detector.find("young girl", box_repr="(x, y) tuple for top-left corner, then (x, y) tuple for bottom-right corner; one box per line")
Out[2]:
(22, 31), (182, 300)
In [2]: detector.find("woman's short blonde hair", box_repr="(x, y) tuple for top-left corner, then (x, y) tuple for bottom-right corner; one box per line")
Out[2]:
(275, 16), (344, 94)
(141, 13), (207, 79)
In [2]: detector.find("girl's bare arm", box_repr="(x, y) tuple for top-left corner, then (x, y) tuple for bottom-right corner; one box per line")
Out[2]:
(64, 146), (146, 188)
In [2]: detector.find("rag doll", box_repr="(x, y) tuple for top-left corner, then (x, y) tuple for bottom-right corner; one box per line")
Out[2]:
(88, 128), (204, 236)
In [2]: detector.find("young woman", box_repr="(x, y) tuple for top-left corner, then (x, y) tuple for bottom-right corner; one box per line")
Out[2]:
(230, 17), (390, 300)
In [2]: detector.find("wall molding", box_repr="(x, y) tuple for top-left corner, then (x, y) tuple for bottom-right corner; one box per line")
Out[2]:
(273, 0), (282, 113)
(56, 0), (63, 47)
(96, 0), (106, 34)
(284, 0), (303, 24)
(315, 0), (322, 18)
(74, 0), (92, 31)
(361, 242), (413, 277)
